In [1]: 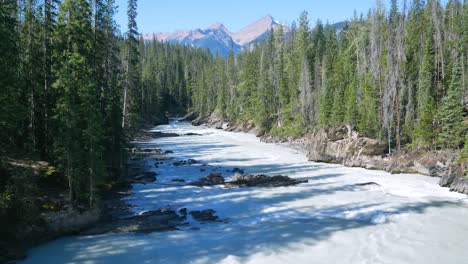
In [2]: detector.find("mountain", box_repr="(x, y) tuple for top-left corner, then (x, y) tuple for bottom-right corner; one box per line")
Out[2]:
(143, 15), (285, 57)
(231, 15), (281, 46)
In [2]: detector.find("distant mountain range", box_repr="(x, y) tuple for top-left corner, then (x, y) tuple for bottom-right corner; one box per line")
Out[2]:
(143, 15), (286, 57)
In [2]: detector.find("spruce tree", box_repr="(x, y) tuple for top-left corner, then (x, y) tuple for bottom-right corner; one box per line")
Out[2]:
(53, 0), (97, 207)
(0, 0), (20, 155)
(437, 59), (465, 148)
(414, 24), (437, 148)
(122, 0), (140, 129)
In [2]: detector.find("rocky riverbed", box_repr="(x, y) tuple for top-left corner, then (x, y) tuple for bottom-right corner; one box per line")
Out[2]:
(189, 111), (468, 195)
(20, 120), (468, 264)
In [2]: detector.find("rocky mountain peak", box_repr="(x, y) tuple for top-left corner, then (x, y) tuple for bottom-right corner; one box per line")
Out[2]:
(144, 15), (286, 57)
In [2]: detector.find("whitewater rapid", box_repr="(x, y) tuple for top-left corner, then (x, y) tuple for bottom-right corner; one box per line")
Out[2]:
(21, 120), (468, 264)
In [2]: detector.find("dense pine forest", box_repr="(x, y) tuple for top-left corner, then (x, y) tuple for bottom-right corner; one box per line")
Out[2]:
(0, 0), (467, 258)
(142, 1), (467, 160)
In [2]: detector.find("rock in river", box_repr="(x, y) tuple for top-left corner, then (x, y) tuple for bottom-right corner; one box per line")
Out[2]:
(189, 209), (219, 222)
(190, 173), (225, 187)
(173, 159), (198, 166)
(226, 174), (308, 188)
(132, 171), (157, 184)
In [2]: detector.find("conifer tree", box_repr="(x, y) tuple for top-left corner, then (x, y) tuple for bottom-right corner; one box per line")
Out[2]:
(437, 59), (465, 148)
(122, 0), (140, 129)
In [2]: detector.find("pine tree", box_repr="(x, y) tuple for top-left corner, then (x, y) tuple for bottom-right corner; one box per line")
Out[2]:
(414, 23), (437, 148)
(437, 59), (465, 148)
(122, 0), (140, 129)
(19, 0), (44, 154)
(42, 0), (59, 159)
(0, 0), (20, 155)
(53, 0), (97, 207)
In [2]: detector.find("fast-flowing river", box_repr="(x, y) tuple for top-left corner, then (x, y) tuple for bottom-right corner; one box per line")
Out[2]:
(21, 120), (468, 264)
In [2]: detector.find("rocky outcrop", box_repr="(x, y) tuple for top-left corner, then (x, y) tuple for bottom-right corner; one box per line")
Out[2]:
(439, 165), (468, 194)
(192, 109), (226, 129)
(189, 209), (220, 222)
(132, 171), (157, 184)
(2, 207), (101, 263)
(261, 125), (467, 195)
(190, 172), (225, 187)
(304, 126), (386, 164)
(172, 178), (186, 182)
(190, 110), (257, 133)
(180, 111), (198, 121)
(83, 209), (186, 235)
(225, 174), (308, 188)
(173, 159), (198, 166)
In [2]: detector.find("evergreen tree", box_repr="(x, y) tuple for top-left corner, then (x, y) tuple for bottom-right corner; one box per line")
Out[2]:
(437, 59), (465, 148)
(122, 0), (140, 129)
(53, 0), (97, 206)
(0, 0), (20, 155)
(414, 23), (437, 148)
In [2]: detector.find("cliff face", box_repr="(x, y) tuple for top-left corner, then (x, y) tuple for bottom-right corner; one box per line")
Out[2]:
(188, 112), (468, 195)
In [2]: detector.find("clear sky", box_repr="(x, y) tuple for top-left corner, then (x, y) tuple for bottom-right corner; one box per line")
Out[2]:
(114, 0), (382, 34)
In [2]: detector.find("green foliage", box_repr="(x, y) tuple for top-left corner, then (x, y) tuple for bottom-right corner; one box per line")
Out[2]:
(1, 0), (467, 215)
(437, 60), (465, 148)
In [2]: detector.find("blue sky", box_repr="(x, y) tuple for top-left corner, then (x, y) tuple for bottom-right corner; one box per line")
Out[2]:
(114, 0), (381, 34)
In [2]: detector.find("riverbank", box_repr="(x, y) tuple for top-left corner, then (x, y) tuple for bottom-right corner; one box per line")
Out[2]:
(0, 129), (157, 263)
(188, 111), (468, 195)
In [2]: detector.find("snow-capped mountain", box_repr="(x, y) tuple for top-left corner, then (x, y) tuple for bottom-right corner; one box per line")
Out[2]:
(143, 15), (286, 57)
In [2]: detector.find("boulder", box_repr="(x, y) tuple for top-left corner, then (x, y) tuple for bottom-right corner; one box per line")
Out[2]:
(133, 171), (157, 183)
(189, 209), (219, 222)
(141, 148), (162, 153)
(190, 173), (225, 187)
(354, 182), (381, 187)
(226, 174), (308, 188)
(306, 128), (386, 164)
(185, 133), (202, 136)
(179, 208), (187, 217)
(231, 167), (245, 174)
(439, 165), (461, 187)
(172, 178), (186, 182)
(149, 131), (180, 138)
(450, 178), (468, 194)
(116, 209), (184, 233)
(173, 159), (198, 166)
(164, 150), (174, 154)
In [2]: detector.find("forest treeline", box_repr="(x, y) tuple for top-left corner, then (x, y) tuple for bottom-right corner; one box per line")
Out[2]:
(0, 0), (467, 221)
(0, 0), (142, 215)
(141, 0), (467, 158)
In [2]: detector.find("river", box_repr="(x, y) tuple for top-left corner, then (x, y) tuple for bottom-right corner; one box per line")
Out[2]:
(21, 120), (468, 264)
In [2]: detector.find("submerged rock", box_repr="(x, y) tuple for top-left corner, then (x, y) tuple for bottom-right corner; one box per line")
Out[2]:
(226, 174), (308, 188)
(231, 167), (245, 174)
(172, 178), (186, 182)
(354, 182), (381, 187)
(132, 171), (157, 184)
(189, 209), (219, 222)
(149, 131), (180, 138)
(185, 133), (202, 136)
(85, 209), (186, 235)
(190, 173), (225, 187)
(173, 159), (198, 166)
(179, 208), (187, 217)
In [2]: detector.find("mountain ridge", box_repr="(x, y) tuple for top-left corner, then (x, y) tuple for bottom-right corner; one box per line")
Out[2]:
(143, 15), (286, 57)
